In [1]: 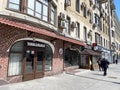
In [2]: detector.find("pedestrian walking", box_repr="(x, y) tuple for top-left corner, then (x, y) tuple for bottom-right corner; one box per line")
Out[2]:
(97, 57), (102, 71)
(115, 59), (118, 64)
(101, 58), (110, 76)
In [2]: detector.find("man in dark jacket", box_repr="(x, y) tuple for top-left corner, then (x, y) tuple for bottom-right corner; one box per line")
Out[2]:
(101, 58), (110, 76)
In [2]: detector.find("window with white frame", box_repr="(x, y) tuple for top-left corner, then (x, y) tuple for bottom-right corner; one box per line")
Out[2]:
(7, 0), (56, 25)
(27, 0), (48, 21)
(94, 14), (100, 26)
(66, 16), (71, 35)
(8, 41), (24, 76)
(8, 0), (20, 10)
(50, 4), (56, 25)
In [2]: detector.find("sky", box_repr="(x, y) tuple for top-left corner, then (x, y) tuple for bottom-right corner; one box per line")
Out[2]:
(114, 0), (120, 21)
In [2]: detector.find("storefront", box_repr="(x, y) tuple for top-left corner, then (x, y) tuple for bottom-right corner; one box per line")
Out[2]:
(8, 39), (54, 81)
(80, 49), (101, 70)
(0, 18), (86, 83)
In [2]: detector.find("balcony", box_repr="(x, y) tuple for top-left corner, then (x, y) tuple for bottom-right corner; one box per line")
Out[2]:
(100, 0), (107, 3)
(111, 3), (115, 10)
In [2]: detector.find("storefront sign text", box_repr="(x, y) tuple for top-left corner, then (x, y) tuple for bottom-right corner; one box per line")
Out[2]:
(27, 42), (45, 48)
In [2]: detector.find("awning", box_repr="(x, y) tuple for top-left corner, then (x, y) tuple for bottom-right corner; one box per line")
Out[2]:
(81, 49), (100, 56)
(0, 18), (86, 46)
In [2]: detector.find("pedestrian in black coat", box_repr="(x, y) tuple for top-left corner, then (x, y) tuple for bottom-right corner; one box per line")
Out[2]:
(101, 58), (110, 76)
(97, 57), (102, 71)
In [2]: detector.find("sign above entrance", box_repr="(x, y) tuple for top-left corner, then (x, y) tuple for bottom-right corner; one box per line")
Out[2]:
(27, 42), (45, 48)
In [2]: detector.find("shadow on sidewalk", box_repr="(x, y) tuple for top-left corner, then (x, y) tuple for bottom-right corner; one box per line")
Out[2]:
(66, 73), (120, 85)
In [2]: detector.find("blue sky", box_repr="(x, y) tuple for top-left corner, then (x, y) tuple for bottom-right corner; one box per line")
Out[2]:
(114, 0), (120, 21)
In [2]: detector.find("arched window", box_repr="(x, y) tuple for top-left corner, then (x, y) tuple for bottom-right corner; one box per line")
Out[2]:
(8, 41), (24, 76)
(45, 45), (53, 70)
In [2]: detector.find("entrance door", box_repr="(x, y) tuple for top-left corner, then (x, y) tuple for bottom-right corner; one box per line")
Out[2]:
(23, 49), (45, 81)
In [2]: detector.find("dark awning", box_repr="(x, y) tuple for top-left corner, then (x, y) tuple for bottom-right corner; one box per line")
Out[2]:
(81, 49), (100, 56)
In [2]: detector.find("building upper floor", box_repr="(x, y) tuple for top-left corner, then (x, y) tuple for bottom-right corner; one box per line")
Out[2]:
(0, 0), (116, 49)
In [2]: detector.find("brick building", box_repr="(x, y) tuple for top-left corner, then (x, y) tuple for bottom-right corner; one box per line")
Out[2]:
(0, 0), (116, 84)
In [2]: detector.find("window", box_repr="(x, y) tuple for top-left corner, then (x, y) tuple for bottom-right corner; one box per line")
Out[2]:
(7, 0), (56, 25)
(84, 26), (87, 42)
(101, 37), (102, 46)
(76, 22), (80, 38)
(94, 0), (100, 8)
(8, 41), (24, 76)
(8, 40), (53, 76)
(66, 16), (71, 35)
(83, 6), (87, 18)
(94, 14), (100, 26)
(76, 0), (80, 12)
(106, 40), (107, 47)
(104, 38), (105, 47)
(112, 30), (114, 37)
(95, 33), (100, 44)
(64, 48), (80, 67)
(8, 0), (20, 10)
(27, 0), (48, 21)
(50, 4), (56, 25)
(103, 24), (104, 32)
(45, 45), (53, 71)
(89, 30), (92, 41)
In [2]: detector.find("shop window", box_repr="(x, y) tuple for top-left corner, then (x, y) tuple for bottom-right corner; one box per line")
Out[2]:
(8, 41), (24, 76)
(45, 45), (53, 71)
(64, 48), (79, 67)
(8, 40), (53, 76)
(81, 55), (89, 66)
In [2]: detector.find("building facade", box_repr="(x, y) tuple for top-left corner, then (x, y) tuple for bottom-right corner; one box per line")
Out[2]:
(0, 0), (117, 84)
(113, 11), (120, 62)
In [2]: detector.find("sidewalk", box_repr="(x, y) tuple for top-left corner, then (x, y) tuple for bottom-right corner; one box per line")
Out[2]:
(0, 63), (120, 90)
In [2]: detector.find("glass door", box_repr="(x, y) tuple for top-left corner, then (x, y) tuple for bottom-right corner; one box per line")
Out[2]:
(35, 51), (44, 79)
(23, 49), (45, 81)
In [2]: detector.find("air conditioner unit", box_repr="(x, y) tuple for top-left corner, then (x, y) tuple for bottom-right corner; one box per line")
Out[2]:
(93, 4), (97, 9)
(65, 0), (71, 6)
(59, 21), (66, 29)
(89, 0), (93, 5)
(71, 22), (77, 28)
(59, 12), (65, 20)
(81, 2), (86, 10)
(92, 23), (97, 29)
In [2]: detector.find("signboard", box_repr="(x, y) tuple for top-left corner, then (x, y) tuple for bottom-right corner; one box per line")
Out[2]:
(27, 42), (45, 48)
